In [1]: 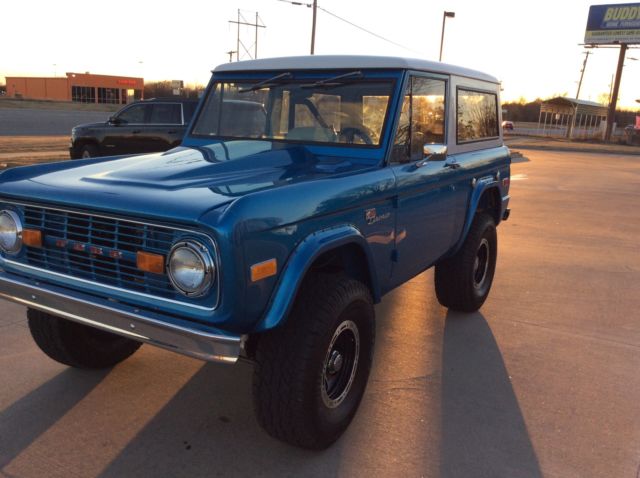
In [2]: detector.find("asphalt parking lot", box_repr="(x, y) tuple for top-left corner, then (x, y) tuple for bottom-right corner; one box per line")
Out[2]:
(1, 149), (639, 477)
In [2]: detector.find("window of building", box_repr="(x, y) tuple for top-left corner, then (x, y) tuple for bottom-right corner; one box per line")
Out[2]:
(71, 86), (96, 103)
(149, 103), (182, 124)
(391, 76), (446, 162)
(97, 87), (120, 104)
(456, 89), (498, 143)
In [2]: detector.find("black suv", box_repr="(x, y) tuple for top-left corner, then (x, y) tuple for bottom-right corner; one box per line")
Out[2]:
(69, 98), (199, 159)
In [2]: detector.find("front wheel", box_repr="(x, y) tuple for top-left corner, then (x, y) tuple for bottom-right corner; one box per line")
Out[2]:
(252, 275), (375, 449)
(80, 143), (99, 159)
(435, 212), (497, 312)
(27, 309), (142, 369)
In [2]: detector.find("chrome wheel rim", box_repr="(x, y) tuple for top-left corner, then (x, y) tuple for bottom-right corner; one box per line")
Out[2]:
(473, 238), (490, 290)
(81, 150), (91, 159)
(321, 320), (360, 409)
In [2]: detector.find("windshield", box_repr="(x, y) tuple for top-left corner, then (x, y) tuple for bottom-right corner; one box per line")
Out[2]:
(192, 76), (394, 147)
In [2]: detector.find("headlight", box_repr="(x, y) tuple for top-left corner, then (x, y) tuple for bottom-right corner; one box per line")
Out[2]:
(0, 210), (23, 254)
(167, 240), (215, 297)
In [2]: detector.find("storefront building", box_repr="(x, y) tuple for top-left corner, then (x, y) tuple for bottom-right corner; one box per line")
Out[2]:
(5, 73), (143, 104)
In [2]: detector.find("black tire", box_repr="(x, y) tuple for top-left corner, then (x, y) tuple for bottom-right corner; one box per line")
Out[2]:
(79, 143), (99, 159)
(435, 212), (497, 312)
(253, 274), (375, 449)
(27, 308), (142, 369)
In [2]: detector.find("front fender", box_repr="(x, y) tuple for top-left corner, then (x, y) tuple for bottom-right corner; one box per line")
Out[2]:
(252, 224), (380, 332)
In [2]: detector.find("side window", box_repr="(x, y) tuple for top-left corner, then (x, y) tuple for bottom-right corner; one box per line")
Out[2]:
(149, 103), (182, 124)
(183, 103), (197, 123)
(391, 76), (446, 163)
(456, 89), (498, 143)
(117, 104), (147, 124)
(391, 87), (410, 162)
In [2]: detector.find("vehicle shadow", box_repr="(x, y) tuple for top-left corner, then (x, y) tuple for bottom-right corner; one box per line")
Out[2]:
(97, 361), (343, 478)
(440, 310), (542, 477)
(0, 368), (109, 468)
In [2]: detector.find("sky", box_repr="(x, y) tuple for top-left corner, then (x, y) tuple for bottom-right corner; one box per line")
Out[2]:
(2, 0), (640, 109)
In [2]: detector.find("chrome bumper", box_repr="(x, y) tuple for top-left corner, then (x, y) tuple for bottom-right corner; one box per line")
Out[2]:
(0, 270), (242, 363)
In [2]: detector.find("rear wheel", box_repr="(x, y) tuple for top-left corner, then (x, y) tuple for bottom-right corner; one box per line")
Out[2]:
(252, 274), (375, 449)
(435, 212), (497, 312)
(27, 309), (142, 369)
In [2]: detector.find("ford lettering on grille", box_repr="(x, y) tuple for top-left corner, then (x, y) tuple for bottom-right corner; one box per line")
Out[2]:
(18, 205), (184, 300)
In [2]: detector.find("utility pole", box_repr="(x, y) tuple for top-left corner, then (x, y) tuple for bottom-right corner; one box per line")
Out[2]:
(228, 10), (266, 62)
(604, 43), (628, 142)
(568, 50), (591, 139)
(575, 50), (590, 100)
(311, 0), (318, 54)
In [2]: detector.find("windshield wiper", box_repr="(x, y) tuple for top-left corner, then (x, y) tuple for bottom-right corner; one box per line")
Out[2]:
(238, 72), (293, 93)
(301, 70), (363, 89)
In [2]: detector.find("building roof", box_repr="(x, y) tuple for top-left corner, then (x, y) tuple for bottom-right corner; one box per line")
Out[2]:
(543, 97), (604, 108)
(214, 55), (499, 83)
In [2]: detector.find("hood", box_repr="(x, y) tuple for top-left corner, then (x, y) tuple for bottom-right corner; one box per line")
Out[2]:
(72, 122), (107, 131)
(0, 141), (373, 224)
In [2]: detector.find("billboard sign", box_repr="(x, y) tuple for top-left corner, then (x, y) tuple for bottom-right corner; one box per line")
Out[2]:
(585, 3), (640, 44)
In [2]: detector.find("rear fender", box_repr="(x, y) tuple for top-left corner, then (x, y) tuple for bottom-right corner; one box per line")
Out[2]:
(451, 178), (503, 255)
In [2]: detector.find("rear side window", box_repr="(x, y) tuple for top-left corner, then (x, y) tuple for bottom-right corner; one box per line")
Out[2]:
(149, 103), (182, 124)
(456, 88), (498, 143)
(183, 102), (197, 123)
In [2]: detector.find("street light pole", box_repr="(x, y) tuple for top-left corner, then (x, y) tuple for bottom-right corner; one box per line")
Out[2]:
(439, 11), (455, 62)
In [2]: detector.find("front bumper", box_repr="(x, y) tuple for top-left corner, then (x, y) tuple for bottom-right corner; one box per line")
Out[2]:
(0, 270), (242, 363)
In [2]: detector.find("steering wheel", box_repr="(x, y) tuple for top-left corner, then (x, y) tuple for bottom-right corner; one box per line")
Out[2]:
(339, 126), (374, 145)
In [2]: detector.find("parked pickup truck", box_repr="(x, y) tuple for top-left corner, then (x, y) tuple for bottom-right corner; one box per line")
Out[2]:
(69, 97), (199, 159)
(0, 56), (510, 449)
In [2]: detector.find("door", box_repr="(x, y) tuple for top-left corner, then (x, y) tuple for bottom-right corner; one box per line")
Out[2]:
(389, 74), (460, 284)
(103, 102), (151, 155)
(142, 102), (184, 152)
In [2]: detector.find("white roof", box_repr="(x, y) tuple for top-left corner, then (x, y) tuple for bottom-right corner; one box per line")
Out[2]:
(214, 55), (499, 83)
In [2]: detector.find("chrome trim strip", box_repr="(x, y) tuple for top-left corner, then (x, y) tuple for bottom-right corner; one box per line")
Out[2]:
(0, 199), (221, 312)
(0, 271), (240, 363)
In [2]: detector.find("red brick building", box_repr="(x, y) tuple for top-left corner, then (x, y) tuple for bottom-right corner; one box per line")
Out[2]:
(5, 72), (144, 104)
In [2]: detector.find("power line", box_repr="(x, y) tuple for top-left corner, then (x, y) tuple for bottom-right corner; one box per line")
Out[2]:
(276, 0), (313, 7)
(316, 6), (420, 54)
(276, 0), (420, 55)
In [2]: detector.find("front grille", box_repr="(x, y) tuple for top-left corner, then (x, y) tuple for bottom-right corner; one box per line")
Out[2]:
(20, 205), (184, 300)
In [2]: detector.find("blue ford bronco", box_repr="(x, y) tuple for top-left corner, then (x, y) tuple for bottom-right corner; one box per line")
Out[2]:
(0, 56), (510, 449)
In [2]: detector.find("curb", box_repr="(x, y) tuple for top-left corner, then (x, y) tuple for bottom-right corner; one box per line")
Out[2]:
(507, 143), (640, 157)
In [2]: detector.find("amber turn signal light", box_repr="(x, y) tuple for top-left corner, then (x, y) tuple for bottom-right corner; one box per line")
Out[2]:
(251, 259), (277, 282)
(22, 229), (43, 248)
(137, 251), (165, 274)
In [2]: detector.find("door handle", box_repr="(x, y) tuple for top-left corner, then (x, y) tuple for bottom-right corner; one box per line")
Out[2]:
(167, 130), (177, 134)
(132, 130), (141, 134)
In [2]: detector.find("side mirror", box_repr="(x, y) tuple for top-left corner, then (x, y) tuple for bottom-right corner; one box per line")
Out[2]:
(423, 143), (447, 160)
(108, 116), (123, 125)
(416, 144), (447, 167)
